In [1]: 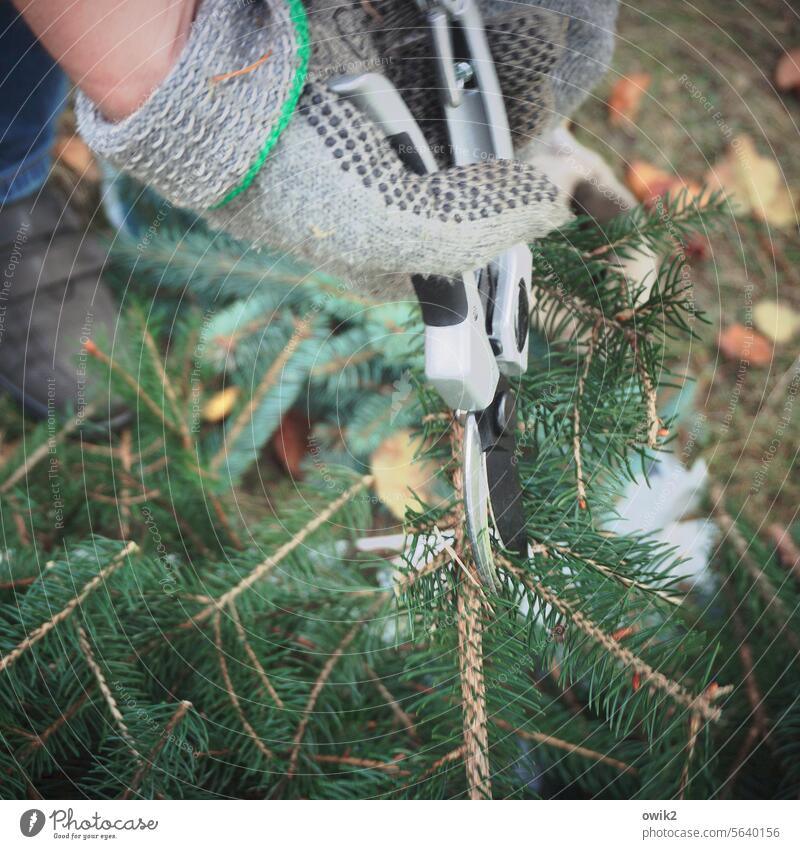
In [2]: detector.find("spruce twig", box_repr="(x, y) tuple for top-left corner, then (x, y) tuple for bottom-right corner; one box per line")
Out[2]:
(180, 475), (373, 628)
(0, 402), (96, 493)
(121, 700), (193, 799)
(457, 578), (492, 799)
(77, 625), (142, 763)
(573, 323), (600, 508)
(0, 541), (138, 675)
(228, 601), (285, 709)
(142, 325), (192, 450)
(504, 560), (723, 723)
(494, 719), (637, 775)
(17, 692), (92, 760)
(313, 754), (409, 775)
(419, 745), (466, 779)
(365, 664), (419, 745)
(85, 340), (184, 437)
(711, 484), (800, 654)
(212, 613), (274, 760)
(286, 596), (385, 779)
(209, 319), (314, 474)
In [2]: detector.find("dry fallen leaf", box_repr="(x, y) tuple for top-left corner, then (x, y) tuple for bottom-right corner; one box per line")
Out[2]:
(202, 385), (241, 422)
(718, 323), (773, 366)
(625, 160), (704, 210)
(371, 429), (444, 521)
(271, 408), (311, 479)
(705, 135), (796, 228)
(753, 300), (800, 344)
(53, 134), (100, 181)
(775, 48), (800, 92)
(683, 233), (710, 262)
(608, 72), (651, 127)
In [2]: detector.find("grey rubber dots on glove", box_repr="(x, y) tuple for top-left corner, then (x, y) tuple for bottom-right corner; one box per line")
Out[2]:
(76, 0), (601, 291)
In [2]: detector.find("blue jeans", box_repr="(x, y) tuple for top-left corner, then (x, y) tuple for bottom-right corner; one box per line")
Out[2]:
(0, 0), (67, 204)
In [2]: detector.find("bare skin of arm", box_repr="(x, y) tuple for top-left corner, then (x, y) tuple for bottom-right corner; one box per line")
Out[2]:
(12, 0), (198, 121)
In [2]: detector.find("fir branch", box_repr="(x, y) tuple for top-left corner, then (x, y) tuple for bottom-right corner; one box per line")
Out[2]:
(77, 625), (142, 763)
(121, 700), (193, 799)
(419, 745), (466, 778)
(457, 578), (492, 800)
(228, 601), (284, 709)
(142, 325), (192, 450)
(209, 493), (244, 550)
(209, 319), (314, 474)
(573, 323), (600, 508)
(365, 664), (419, 745)
(287, 596), (385, 779)
(17, 692), (92, 760)
(503, 560), (723, 723)
(0, 402), (96, 493)
(494, 719), (637, 775)
(118, 430), (133, 539)
(0, 541), (138, 675)
(637, 356), (660, 449)
(710, 484), (800, 654)
(85, 340), (184, 438)
(180, 475), (373, 628)
(534, 541), (684, 606)
(767, 524), (800, 587)
(313, 754), (409, 775)
(212, 613), (274, 761)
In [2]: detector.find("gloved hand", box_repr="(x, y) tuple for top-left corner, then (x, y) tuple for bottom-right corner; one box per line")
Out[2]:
(77, 0), (574, 296)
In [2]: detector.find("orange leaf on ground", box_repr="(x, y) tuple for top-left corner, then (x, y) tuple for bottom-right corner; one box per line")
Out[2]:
(705, 135), (796, 228)
(53, 135), (100, 181)
(608, 72), (651, 127)
(718, 323), (773, 367)
(625, 160), (704, 210)
(683, 233), (710, 261)
(775, 48), (800, 92)
(271, 408), (311, 479)
(202, 386), (240, 422)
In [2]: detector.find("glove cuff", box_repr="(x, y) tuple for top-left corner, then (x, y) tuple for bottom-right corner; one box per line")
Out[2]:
(76, 0), (309, 210)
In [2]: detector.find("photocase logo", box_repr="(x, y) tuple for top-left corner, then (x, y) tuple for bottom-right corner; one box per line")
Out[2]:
(19, 809), (45, 837)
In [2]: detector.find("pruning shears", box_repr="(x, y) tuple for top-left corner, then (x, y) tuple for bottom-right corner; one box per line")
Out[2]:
(331, 0), (530, 589)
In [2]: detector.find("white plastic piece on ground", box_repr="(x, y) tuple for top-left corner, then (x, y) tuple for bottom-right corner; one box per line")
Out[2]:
(604, 455), (718, 591)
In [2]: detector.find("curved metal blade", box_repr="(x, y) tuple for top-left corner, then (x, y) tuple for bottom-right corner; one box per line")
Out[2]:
(485, 446), (526, 557)
(463, 412), (498, 590)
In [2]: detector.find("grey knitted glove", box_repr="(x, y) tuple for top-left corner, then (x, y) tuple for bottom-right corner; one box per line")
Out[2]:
(77, 0), (572, 295)
(524, 0), (619, 122)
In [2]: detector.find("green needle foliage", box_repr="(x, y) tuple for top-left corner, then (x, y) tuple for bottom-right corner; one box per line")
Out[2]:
(0, 187), (797, 799)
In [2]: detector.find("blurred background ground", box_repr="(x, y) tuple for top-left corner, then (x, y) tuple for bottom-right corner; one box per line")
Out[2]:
(574, 0), (800, 532)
